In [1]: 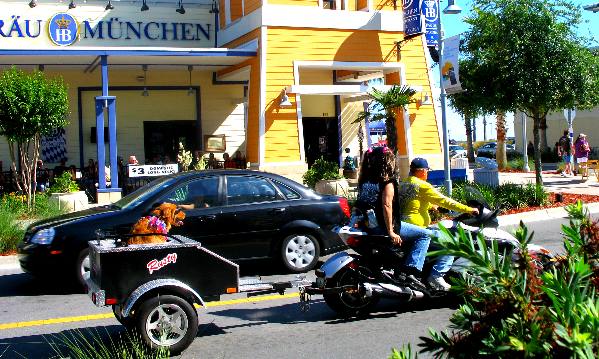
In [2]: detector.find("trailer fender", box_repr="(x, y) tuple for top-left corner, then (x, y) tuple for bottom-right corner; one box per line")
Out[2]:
(122, 279), (206, 318)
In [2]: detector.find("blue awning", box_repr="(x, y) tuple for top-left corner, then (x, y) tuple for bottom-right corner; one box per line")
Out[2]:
(368, 120), (386, 132)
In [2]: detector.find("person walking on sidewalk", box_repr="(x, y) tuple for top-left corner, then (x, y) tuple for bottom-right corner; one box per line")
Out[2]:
(575, 133), (591, 179)
(558, 130), (574, 177)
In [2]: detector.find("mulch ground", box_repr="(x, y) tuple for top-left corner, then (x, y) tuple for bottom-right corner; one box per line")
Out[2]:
(501, 192), (599, 215)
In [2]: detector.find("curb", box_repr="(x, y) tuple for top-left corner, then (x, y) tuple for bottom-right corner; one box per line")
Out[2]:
(0, 255), (19, 271)
(2, 202), (599, 271)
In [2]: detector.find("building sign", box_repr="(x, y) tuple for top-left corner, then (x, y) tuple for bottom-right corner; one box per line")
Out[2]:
(403, 0), (424, 37)
(128, 164), (179, 177)
(422, 0), (439, 48)
(0, 4), (214, 48)
(442, 34), (463, 94)
(48, 13), (79, 46)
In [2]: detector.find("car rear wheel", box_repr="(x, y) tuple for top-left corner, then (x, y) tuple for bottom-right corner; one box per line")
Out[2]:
(280, 233), (320, 272)
(75, 248), (90, 290)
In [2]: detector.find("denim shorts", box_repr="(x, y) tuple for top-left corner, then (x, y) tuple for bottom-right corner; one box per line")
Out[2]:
(562, 155), (572, 163)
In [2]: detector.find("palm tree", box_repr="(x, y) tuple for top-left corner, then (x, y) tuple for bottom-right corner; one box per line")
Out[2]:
(353, 84), (417, 154)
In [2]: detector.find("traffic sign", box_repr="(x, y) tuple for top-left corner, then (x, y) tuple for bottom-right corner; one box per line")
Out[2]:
(563, 108), (576, 121)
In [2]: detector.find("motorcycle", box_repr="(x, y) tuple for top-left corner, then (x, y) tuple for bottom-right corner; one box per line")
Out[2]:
(300, 196), (554, 316)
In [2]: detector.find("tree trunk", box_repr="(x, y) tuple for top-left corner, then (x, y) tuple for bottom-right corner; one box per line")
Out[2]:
(496, 112), (508, 170)
(532, 113), (543, 186)
(385, 114), (397, 154)
(464, 116), (475, 162)
(540, 116), (548, 151)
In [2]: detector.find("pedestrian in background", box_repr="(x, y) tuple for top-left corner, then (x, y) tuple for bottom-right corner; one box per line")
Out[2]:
(557, 130), (573, 177)
(575, 133), (591, 179)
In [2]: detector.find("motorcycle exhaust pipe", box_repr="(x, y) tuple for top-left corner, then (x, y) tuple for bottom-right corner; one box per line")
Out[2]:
(363, 282), (424, 301)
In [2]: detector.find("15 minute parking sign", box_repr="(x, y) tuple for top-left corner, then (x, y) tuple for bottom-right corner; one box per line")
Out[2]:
(128, 164), (179, 177)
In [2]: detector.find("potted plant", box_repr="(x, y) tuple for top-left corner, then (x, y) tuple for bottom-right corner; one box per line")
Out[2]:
(48, 172), (88, 212)
(303, 157), (349, 195)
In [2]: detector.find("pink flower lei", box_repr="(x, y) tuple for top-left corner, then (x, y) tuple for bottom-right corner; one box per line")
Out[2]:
(146, 216), (168, 234)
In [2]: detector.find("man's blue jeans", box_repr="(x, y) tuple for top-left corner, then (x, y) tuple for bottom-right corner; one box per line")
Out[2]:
(397, 221), (431, 271)
(428, 228), (454, 278)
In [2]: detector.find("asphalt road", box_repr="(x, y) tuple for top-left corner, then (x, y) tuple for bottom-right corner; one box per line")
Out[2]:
(0, 217), (581, 359)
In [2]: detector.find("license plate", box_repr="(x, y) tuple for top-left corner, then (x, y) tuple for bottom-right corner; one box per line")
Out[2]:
(316, 277), (326, 288)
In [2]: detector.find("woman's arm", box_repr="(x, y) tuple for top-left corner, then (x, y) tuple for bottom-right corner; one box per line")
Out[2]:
(382, 182), (402, 245)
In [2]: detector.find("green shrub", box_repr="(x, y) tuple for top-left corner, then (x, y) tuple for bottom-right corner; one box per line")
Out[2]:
(0, 193), (66, 253)
(450, 181), (548, 212)
(49, 172), (79, 193)
(302, 157), (342, 188)
(0, 204), (23, 253)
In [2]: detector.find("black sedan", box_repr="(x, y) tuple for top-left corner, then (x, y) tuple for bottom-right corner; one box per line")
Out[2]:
(18, 170), (350, 287)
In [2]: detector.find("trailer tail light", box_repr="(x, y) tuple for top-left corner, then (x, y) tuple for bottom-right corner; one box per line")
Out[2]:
(338, 197), (351, 218)
(226, 287), (237, 294)
(105, 298), (117, 305)
(347, 261), (358, 270)
(346, 236), (360, 247)
(49, 250), (62, 255)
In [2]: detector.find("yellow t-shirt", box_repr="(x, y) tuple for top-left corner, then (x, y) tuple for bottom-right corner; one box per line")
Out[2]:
(398, 176), (472, 228)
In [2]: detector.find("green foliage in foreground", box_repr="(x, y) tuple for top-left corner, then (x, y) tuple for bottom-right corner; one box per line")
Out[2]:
(0, 193), (66, 253)
(391, 200), (599, 358)
(48, 327), (169, 359)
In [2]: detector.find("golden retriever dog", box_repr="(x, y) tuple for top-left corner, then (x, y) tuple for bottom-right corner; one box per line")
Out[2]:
(128, 202), (186, 245)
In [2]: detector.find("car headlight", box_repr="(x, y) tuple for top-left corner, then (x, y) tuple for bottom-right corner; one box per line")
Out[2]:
(30, 228), (55, 245)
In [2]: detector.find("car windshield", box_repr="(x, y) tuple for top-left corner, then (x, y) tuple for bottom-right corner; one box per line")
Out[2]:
(113, 176), (179, 209)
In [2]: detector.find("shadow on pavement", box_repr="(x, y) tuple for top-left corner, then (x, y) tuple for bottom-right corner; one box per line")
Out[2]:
(204, 295), (459, 332)
(0, 272), (82, 297)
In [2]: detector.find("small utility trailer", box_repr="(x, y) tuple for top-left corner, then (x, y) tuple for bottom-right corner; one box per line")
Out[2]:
(86, 232), (308, 354)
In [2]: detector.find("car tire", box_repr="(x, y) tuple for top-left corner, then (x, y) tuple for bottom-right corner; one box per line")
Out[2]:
(75, 248), (90, 291)
(135, 294), (198, 355)
(280, 233), (320, 273)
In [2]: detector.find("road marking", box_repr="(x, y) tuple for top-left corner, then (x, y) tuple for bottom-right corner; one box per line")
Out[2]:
(0, 293), (300, 331)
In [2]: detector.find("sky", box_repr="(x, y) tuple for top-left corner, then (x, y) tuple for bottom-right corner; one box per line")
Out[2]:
(437, 0), (599, 142)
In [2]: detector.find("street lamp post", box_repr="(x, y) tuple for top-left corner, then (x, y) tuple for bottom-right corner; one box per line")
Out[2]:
(436, 0), (462, 196)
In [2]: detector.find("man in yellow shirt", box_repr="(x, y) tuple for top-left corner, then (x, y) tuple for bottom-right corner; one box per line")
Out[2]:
(398, 158), (479, 290)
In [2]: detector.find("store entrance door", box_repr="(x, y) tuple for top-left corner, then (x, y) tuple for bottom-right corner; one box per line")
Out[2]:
(143, 121), (198, 164)
(302, 117), (340, 167)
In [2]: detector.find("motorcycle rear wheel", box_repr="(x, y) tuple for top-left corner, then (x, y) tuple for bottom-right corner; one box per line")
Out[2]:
(323, 266), (379, 317)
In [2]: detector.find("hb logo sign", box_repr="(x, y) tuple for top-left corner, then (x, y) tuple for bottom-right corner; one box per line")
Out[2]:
(48, 13), (79, 46)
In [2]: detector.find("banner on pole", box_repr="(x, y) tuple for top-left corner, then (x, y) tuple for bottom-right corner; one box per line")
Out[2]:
(441, 34), (463, 94)
(422, 0), (439, 47)
(403, 0), (424, 37)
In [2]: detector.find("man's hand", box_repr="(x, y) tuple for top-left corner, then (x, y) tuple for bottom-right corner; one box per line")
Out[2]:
(470, 207), (480, 216)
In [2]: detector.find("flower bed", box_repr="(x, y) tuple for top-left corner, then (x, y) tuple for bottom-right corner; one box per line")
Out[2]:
(502, 192), (599, 215)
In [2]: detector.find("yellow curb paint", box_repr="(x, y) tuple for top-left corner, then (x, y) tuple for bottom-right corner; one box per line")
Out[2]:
(0, 292), (299, 331)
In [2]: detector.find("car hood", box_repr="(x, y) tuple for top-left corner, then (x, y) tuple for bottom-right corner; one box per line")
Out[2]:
(26, 205), (121, 233)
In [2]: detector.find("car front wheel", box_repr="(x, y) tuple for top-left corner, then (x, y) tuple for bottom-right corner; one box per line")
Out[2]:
(75, 248), (90, 290)
(280, 233), (320, 273)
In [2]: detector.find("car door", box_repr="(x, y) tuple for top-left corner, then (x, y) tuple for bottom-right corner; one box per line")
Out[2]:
(216, 174), (289, 260)
(157, 175), (224, 246)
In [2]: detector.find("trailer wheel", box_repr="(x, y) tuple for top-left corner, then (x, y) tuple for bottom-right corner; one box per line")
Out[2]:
(135, 294), (198, 355)
(280, 233), (320, 273)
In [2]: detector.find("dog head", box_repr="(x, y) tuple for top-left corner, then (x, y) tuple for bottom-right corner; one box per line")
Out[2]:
(150, 202), (186, 230)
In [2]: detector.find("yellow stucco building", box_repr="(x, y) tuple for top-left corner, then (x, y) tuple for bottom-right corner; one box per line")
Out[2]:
(0, 0), (443, 198)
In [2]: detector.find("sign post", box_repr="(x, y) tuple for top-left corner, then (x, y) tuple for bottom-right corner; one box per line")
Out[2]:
(564, 108), (576, 152)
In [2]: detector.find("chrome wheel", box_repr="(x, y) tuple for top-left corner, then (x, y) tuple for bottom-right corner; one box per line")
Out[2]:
(282, 234), (320, 272)
(80, 254), (90, 279)
(145, 303), (189, 347)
